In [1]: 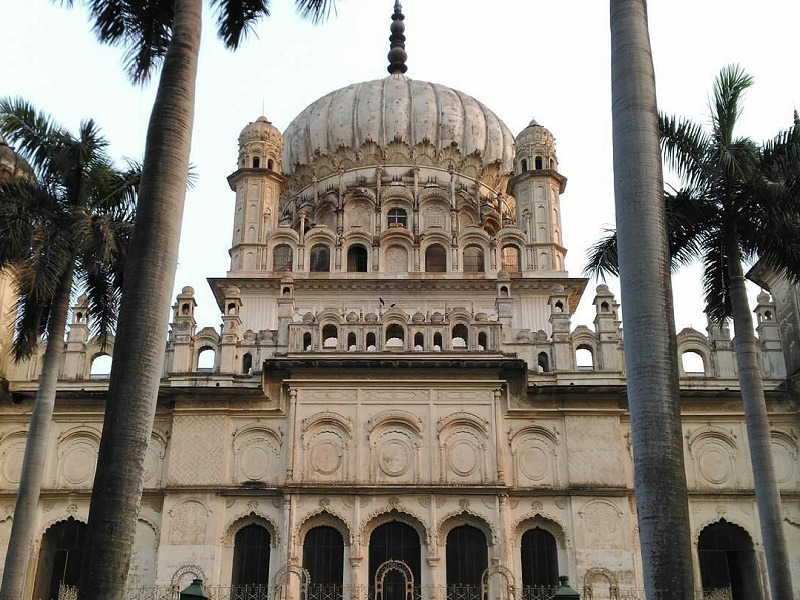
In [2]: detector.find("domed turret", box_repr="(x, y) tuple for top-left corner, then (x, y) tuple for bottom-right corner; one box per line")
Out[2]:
(238, 116), (283, 172)
(507, 118), (568, 273)
(513, 118), (558, 174)
(228, 117), (286, 273)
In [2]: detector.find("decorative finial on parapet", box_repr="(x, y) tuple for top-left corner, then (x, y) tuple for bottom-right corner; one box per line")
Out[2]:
(387, 1), (408, 74)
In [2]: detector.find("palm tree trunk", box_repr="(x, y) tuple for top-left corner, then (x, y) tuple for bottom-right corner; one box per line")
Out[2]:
(726, 237), (793, 598)
(609, 0), (694, 596)
(78, 1), (201, 598)
(0, 269), (73, 600)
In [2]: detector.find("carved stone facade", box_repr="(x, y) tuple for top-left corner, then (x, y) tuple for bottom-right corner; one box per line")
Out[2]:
(2, 30), (800, 600)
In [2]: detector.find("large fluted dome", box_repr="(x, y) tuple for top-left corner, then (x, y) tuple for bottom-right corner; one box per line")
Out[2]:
(282, 74), (515, 175)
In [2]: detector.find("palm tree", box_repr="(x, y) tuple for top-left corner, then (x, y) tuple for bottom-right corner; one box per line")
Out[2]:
(588, 65), (800, 597)
(608, 0), (695, 596)
(57, 2), (335, 598)
(0, 97), (137, 600)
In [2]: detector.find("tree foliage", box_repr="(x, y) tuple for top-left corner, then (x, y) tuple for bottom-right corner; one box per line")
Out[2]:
(586, 65), (800, 323)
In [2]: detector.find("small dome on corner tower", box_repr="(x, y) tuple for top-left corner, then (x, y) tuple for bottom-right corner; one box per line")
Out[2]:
(238, 116), (283, 172)
(514, 118), (557, 173)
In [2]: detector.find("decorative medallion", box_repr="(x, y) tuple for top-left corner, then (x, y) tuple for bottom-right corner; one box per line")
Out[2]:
(378, 440), (411, 477)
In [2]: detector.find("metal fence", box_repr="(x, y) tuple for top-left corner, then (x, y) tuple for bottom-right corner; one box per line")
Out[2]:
(583, 588), (733, 600)
(58, 583), (733, 600)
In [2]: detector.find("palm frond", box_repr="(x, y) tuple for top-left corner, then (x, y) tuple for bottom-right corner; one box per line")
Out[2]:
(659, 112), (710, 188)
(295, 0), (337, 25)
(78, 258), (121, 350)
(699, 232), (732, 323)
(761, 126), (800, 182)
(66, 0), (174, 85)
(664, 188), (715, 270)
(710, 64), (753, 147)
(211, 0), (270, 49)
(0, 179), (60, 268)
(10, 288), (50, 361)
(119, 0), (174, 84)
(584, 230), (619, 280)
(0, 97), (67, 177)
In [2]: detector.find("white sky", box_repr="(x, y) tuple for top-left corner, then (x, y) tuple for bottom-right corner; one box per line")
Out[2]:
(2, 0), (799, 334)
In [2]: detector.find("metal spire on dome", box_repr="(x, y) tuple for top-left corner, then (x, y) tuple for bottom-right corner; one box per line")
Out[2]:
(387, 1), (408, 75)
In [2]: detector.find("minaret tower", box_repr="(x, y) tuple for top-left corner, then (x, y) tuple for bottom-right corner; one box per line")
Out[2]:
(227, 116), (285, 272)
(507, 119), (567, 272)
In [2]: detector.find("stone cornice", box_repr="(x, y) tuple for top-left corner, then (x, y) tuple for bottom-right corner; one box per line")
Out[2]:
(226, 167), (285, 191)
(507, 168), (568, 194)
(264, 355), (527, 373)
(209, 275), (588, 304)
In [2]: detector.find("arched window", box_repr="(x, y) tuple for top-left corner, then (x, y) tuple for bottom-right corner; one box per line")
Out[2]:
(521, 159), (528, 172)
(698, 521), (761, 599)
(387, 207), (408, 228)
(322, 324), (338, 349)
(347, 244), (368, 272)
(549, 158), (555, 169)
(477, 332), (487, 351)
(242, 352), (253, 374)
(33, 518), (87, 600)
(267, 159), (274, 170)
(501, 245), (521, 272)
(369, 522), (421, 597)
(433, 332), (443, 352)
(304, 526), (344, 591)
(197, 347), (215, 372)
(310, 244), (331, 272)
(575, 346), (594, 370)
(232, 524), (271, 586)
(273, 244), (293, 272)
(446, 525), (487, 592)
(499, 286), (509, 298)
(452, 324), (468, 349)
(414, 332), (424, 351)
(425, 245), (447, 273)
(534, 156), (543, 170)
(463, 245), (484, 273)
(303, 332), (313, 351)
(682, 351), (706, 376)
(385, 324), (405, 350)
(252, 156), (260, 168)
(90, 354), (112, 379)
(366, 332), (377, 352)
(537, 352), (550, 373)
(348, 332), (357, 351)
(521, 528), (558, 588)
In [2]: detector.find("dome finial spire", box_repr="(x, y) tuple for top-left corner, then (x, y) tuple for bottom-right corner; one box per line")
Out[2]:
(794, 108), (799, 127)
(387, 1), (408, 74)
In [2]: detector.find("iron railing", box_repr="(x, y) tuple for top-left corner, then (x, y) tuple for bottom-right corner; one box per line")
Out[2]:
(520, 586), (558, 600)
(583, 588), (733, 600)
(58, 583), (734, 600)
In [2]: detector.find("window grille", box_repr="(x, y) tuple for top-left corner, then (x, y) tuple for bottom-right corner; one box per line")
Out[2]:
(501, 245), (521, 272)
(347, 245), (369, 272)
(462, 246), (484, 273)
(310, 245), (331, 272)
(388, 208), (408, 228)
(425, 245), (447, 272)
(304, 526), (344, 589)
(273, 245), (293, 272)
(445, 526), (487, 590)
(232, 525), (271, 586)
(521, 528), (558, 588)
